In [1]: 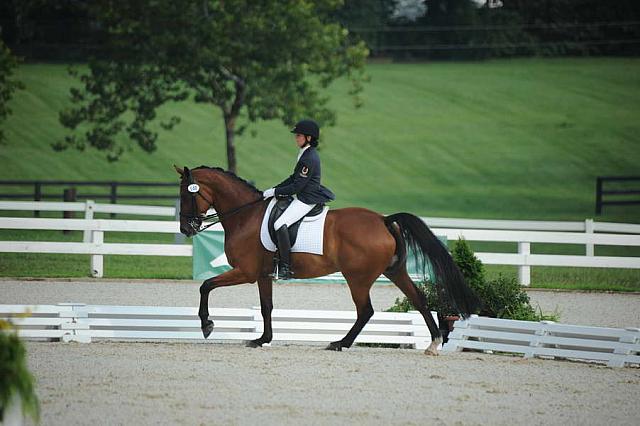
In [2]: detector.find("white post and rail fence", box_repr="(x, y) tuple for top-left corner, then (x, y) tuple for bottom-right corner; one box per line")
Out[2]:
(1, 200), (640, 285)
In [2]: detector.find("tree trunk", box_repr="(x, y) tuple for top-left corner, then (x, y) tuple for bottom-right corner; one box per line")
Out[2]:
(224, 114), (237, 174)
(222, 78), (245, 175)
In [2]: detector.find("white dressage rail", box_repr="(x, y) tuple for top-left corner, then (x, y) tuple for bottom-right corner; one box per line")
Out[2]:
(1, 200), (640, 283)
(442, 315), (640, 367)
(0, 304), (435, 349)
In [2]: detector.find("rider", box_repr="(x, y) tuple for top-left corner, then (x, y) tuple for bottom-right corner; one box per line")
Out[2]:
(262, 119), (335, 279)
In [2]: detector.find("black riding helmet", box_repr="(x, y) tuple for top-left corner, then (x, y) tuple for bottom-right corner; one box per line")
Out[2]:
(290, 119), (320, 140)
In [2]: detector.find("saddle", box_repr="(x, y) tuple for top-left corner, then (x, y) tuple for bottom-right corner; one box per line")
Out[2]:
(268, 197), (324, 247)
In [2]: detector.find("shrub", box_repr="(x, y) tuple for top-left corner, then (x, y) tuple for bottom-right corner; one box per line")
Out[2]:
(451, 238), (485, 290)
(477, 274), (558, 322)
(0, 320), (40, 423)
(386, 238), (559, 323)
(386, 280), (456, 316)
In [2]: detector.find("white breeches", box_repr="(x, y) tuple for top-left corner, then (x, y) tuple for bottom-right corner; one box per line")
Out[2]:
(274, 198), (315, 230)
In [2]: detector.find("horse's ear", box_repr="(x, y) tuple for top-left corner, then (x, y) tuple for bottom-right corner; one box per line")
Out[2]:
(173, 165), (184, 176)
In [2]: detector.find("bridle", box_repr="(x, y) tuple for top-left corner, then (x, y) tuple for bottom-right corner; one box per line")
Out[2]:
(179, 168), (263, 234)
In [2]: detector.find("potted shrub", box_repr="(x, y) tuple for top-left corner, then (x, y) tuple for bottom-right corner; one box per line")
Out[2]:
(385, 238), (558, 341)
(0, 320), (40, 425)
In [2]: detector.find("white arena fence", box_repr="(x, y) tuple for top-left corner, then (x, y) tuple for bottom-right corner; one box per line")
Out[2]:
(1, 200), (640, 285)
(3, 303), (638, 367)
(442, 315), (640, 368)
(0, 304), (436, 350)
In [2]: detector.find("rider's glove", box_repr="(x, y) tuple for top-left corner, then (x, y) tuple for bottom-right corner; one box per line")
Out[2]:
(262, 188), (275, 199)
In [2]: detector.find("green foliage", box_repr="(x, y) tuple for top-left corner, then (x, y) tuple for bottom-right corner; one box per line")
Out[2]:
(451, 238), (485, 290)
(333, 0), (394, 52)
(386, 292), (417, 313)
(452, 239), (558, 321)
(0, 320), (40, 423)
(364, 0), (640, 60)
(386, 238), (559, 322)
(502, 0), (640, 57)
(386, 280), (458, 317)
(58, 0), (369, 171)
(0, 40), (24, 144)
(475, 274), (558, 321)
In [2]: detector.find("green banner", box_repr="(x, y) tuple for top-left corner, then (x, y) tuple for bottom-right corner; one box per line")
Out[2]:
(192, 230), (445, 283)
(192, 231), (230, 280)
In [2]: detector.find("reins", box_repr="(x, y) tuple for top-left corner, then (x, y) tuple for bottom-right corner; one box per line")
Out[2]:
(191, 197), (264, 231)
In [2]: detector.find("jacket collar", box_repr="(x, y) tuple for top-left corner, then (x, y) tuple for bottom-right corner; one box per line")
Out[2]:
(297, 145), (311, 162)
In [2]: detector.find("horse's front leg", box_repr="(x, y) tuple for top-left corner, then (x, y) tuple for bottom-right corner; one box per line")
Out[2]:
(199, 268), (251, 338)
(247, 276), (273, 348)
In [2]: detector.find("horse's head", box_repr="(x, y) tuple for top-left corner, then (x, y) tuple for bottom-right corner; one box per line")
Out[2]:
(175, 165), (214, 237)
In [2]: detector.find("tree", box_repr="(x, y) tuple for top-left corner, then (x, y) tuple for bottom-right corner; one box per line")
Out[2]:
(57, 0), (369, 172)
(0, 39), (23, 144)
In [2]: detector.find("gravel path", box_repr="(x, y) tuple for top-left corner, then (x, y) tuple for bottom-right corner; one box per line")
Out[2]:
(24, 342), (640, 426)
(2, 279), (639, 425)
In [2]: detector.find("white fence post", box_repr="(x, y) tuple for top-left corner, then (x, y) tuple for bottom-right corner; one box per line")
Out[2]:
(518, 242), (531, 286)
(174, 198), (185, 244)
(585, 219), (594, 256)
(83, 200), (95, 243)
(91, 230), (104, 278)
(84, 200), (103, 277)
(59, 303), (91, 343)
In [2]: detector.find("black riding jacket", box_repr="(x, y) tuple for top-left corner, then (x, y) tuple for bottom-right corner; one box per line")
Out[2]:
(274, 146), (335, 204)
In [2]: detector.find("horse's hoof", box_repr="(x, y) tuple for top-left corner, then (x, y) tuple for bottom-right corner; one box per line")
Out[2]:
(201, 320), (214, 339)
(326, 342), (342, 351)
(424, 338), (442, 356)
(246, 339), (270, 348)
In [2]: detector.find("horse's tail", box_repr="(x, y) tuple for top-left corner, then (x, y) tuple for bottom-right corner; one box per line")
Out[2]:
(384, 212), (480, 318)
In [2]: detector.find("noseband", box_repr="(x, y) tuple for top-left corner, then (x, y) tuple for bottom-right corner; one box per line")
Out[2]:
(180, 168), (262, 234)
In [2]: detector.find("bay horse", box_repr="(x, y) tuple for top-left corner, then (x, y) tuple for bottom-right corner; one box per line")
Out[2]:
(175, 165), (479, 354)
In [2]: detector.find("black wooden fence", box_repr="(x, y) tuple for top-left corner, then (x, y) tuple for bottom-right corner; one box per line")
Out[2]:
(596, 176), (640, 214)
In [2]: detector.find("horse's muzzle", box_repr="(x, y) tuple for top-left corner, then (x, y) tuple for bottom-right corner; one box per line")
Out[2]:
(180, 218), (201, 237)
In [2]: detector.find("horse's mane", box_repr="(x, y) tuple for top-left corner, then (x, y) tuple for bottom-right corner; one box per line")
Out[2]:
(192, 166), (262, 195)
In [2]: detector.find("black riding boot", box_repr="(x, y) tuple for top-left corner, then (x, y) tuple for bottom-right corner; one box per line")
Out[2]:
(275, 225), (294, 280)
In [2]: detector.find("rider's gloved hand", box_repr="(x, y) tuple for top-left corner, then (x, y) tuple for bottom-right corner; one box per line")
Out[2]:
(262, 188), (275, 199)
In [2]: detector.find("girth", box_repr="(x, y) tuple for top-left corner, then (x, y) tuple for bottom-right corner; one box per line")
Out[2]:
(268, 197), (324, 247)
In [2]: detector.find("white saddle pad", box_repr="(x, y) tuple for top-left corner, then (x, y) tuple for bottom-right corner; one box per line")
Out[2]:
(260, 198), (329, 255)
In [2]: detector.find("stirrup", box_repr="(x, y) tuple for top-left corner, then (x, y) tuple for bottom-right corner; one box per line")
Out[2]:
(268, 256), (279, 279)
(277, 263), (294, 280)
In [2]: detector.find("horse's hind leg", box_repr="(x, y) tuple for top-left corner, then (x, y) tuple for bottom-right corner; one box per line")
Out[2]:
(326, 278), (374, 351)
(384, 269), (442, 355)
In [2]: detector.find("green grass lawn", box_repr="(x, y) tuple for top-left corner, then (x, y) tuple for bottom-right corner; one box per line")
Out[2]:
(1, 58), (639, 287)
